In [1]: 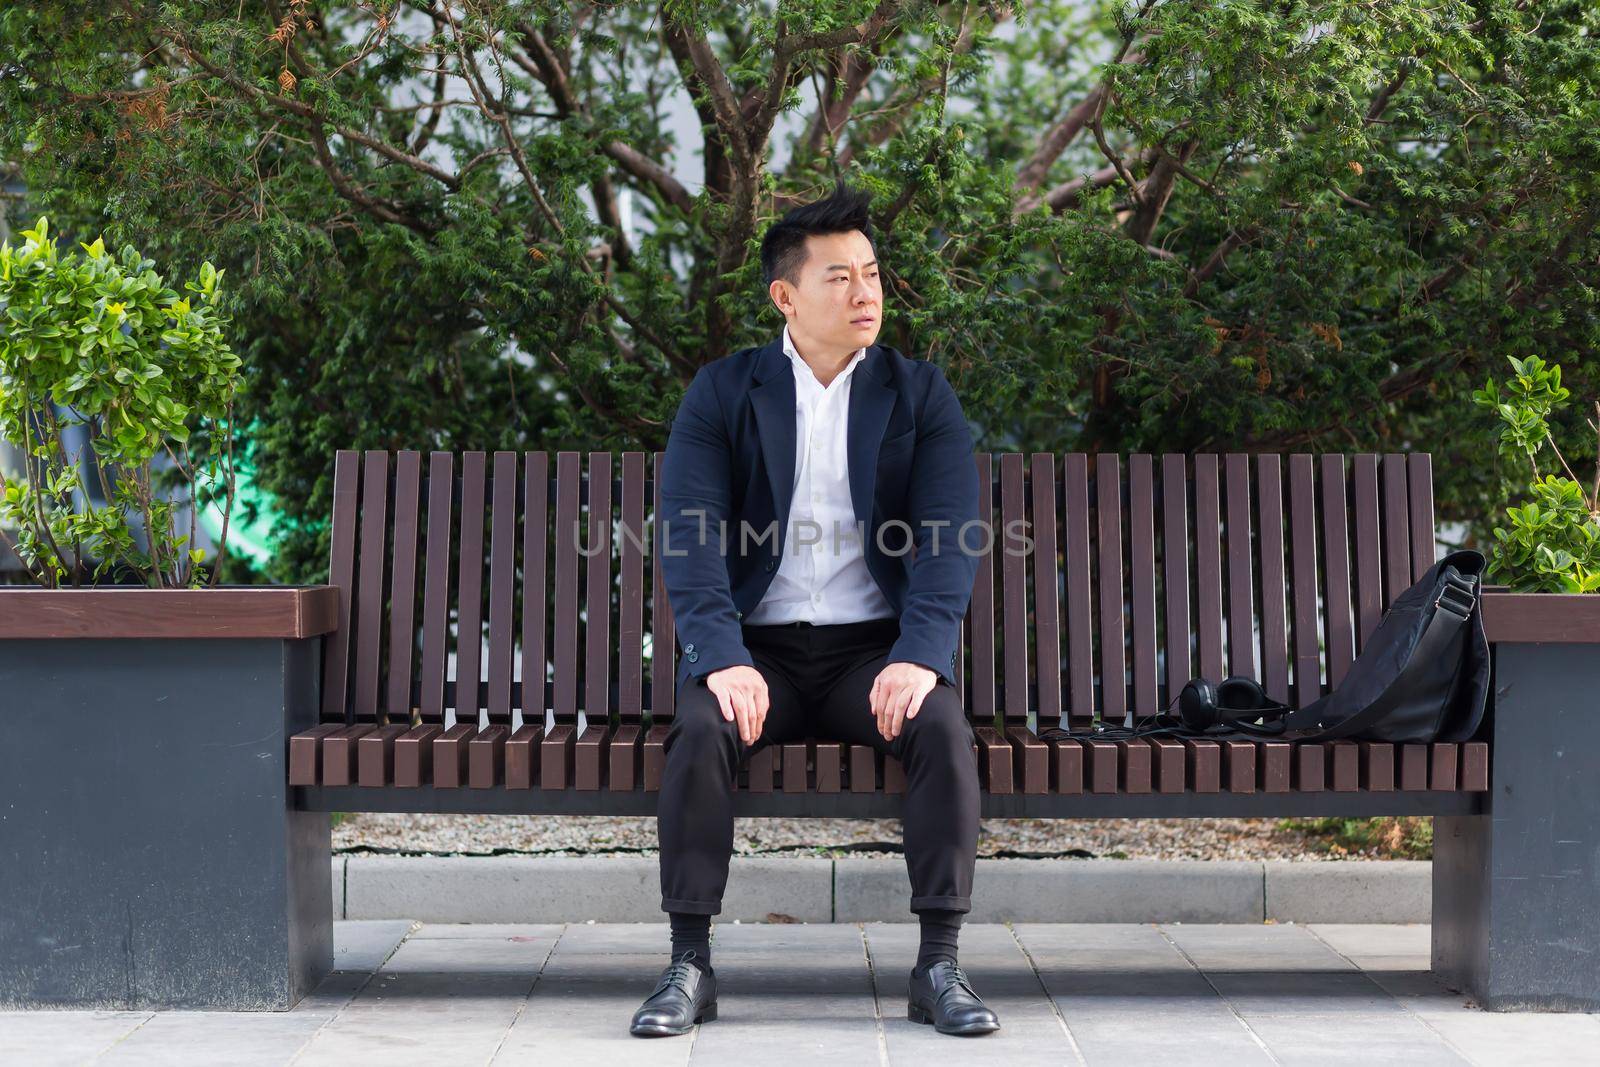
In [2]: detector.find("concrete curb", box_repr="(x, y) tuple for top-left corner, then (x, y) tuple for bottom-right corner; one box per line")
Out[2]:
(332, 855), (1432, 924)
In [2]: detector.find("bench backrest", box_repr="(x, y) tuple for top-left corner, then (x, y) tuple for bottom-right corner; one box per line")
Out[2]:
(317, 450), (1436, 733)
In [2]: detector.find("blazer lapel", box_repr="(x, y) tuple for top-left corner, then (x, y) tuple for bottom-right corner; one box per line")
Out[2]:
(748, 337), (796, 528)
(846, 346), (895, 525)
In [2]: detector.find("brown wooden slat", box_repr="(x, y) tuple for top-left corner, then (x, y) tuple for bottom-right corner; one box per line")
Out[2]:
(432, 723), (475, 788)
(468, 724), (509, 788)
(541, 723), (577, 789)
(521, 452), (551, 735)
(1095, 454), (1126, 724)
(1259, 741), (1292, 793)
(575, 726), (608, 791)
(320, 450), (361, 724)
(1128, 455), (1158, 716)
(1319, 455), (1357, 689)
(1408, 454), (1437, 582)
(650, 452), (676, 723)
(1461, 741), (1489, 791)
(969, 454), (996, 723)
(455, 452), (488, 730)
(1150, 737), (1187, 792)
(1289, 455), (1323, 708)
(1193, 455), (1225, 681)
(320, 724), (375, 786)
(578, 451), (615, 789)
(1399, 743), (1429, 790)
(608, 724), (642, 791)
(1221, 740), (1255, 793)
(289, 724), (342, 785)
(1031, 454), (1063, 727)
(1050, 737), (1084, 794)
(1117, 738), (1152, 793)
(1085, 740), (1119, 793)
(394, 724), (442, 787)
(1063, 454), (1094, 725)
(782, 743), (809, 793)
(385, 451), (423, 723)
(1, 588), (337, 639)
(1256, 455), (1289, 706)
(1382, 453), (1412, 609)
(351, 450), (389, 722)
(974, 727), (1013, 793)
(1430, 742), (1459, 791)
(357, 723), (409, 786)
(485, 452), (518, 727)
(746, 747), (775, 793)
(1294, 743), (1326, 791)
(643, 725), (670, 791)
(1359, 741), (1395, 791)
(418, 453), (454, 726)
(1352, 455), (1384, 651)
(884, 757), (906, 794)
(1223, 454), (1257, 680)
(552, 453), (582, 730)
(618, 452), (647, 723)
(1328, 741), (1360, 791)
(998, 453), (1029, 722)
(1006, 727), (1049, 795)
(1161, 454), (1193, 710)
(1183, 738), (1221, 793)
(815, 742), (843, 793)
(849, 745), (876, 792)
(506, 724), (543, 789)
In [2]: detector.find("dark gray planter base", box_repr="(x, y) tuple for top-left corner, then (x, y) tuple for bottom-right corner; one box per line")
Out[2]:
(1433, 642), (1600, 1011)
(0, 638), (331, 1011)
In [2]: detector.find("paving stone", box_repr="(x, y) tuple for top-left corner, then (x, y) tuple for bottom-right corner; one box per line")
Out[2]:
(333, 919), (417, 972)
(1015, 923), (1275, 1065)
(863, 922), (1071, 1064)
(0, 1010), (153, 1066)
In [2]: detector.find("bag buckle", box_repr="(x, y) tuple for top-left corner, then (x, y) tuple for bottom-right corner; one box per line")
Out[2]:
(1434, 572), (1477, 618)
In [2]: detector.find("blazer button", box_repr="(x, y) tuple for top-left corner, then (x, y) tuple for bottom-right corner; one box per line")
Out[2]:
(686, 651), (699, 663)
(684, 643), (695, 653)
(765, 560), (775, 572)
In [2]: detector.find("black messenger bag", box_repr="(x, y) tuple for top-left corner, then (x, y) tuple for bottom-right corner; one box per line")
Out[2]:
(1273, 548), (1491, 744)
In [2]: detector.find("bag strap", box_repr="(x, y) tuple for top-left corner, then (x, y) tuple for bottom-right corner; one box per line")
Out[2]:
(1284, 568), (1479, 742)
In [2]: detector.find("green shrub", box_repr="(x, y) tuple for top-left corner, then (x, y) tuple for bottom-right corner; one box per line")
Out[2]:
(0, 217), (242, 587)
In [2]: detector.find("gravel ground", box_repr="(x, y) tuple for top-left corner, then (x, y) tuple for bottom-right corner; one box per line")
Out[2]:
(331, 814), (1389, 861)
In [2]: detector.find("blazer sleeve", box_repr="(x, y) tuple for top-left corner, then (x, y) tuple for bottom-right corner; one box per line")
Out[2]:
(659, 365), (756, 683)
(886, 364), (981, 688)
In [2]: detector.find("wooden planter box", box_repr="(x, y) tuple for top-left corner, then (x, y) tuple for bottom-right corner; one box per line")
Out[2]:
(1434, 591), (1600, 1011)
(0, 586), (339, 1011)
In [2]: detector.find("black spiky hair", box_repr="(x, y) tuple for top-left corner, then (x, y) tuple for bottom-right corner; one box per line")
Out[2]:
(760, 179), (877, 288)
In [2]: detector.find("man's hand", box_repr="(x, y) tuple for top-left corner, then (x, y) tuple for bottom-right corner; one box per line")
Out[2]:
(705, 665), (769, 746)
(870, 661), (938, 741)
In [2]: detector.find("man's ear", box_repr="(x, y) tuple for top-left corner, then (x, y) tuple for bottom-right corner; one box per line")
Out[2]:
(768, 278), (794, 316)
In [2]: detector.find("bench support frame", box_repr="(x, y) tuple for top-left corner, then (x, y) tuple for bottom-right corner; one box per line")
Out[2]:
(1433, 641), (1600, 1012)
(0, 637), (332, 1011)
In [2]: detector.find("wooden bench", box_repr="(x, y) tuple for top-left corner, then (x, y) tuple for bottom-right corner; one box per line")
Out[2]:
(290, 448), (1487, 818)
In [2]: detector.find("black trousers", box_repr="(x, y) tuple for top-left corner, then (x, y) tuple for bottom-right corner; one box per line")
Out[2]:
(657, 616), (980, 915)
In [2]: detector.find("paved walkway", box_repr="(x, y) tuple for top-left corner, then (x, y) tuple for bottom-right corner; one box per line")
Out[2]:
(4, 922), (1597, 1065)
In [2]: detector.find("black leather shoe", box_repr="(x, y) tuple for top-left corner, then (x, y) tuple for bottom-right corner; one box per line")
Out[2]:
(907, 961), (1001, 1036)
(629, 952), (718, 1037)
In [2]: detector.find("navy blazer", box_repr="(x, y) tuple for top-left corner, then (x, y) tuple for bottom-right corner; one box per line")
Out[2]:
(659, 333), (981, 693)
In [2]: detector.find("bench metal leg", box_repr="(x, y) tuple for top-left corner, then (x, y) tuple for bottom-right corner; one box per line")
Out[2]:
(1432, 641), (1600, 1012)
(0, 637), (332, 1010)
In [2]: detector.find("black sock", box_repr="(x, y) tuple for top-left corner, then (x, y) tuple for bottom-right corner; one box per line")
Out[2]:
(915, 909), (962, 973)
(669, 912), (712, 969)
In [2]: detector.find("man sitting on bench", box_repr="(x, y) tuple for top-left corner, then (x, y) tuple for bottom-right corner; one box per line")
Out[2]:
(632, 180), (998, 1038)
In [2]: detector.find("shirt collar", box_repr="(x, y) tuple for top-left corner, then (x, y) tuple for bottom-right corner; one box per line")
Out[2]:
(782, 323), (867, 389)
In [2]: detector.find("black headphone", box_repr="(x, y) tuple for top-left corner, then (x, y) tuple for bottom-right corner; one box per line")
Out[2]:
(1173, 674), (1294, 737)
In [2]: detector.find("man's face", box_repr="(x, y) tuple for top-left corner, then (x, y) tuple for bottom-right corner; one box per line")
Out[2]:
(769, 230), (882, 354)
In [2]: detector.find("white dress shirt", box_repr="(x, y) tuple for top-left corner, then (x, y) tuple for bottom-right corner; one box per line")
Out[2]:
(742, 324), (899, 626)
